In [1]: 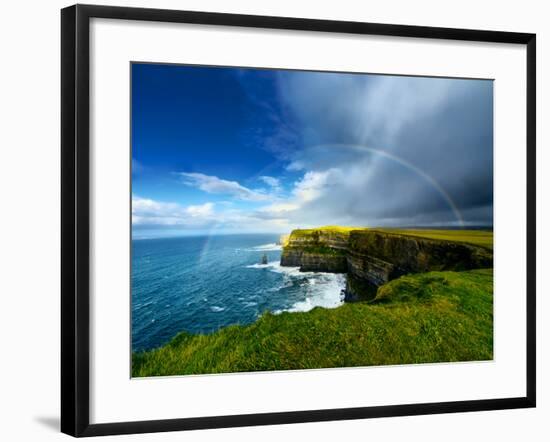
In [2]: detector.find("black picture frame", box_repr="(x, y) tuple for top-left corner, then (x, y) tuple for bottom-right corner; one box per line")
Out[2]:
(61, 4), (536, 437)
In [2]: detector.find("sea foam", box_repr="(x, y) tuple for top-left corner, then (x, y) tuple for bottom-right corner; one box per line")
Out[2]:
(246, 243), (283, 251)
(246, 261), (345, 314)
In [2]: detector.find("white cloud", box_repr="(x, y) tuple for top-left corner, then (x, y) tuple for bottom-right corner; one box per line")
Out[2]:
(132, 196), (216, 226)
(186, 202), (214, 217)
(255, 169), (336, 222)
(259, 175), (280, 188)
(180, 172), (269, 201)
(291, 170), (333, 203)
(132, 196), (180, 217)
(132, 194), (291, 232)
(257, 202), (299, 215)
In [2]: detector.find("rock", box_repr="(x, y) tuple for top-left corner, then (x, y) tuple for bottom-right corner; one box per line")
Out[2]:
(280, 228), (493, 301)
(280, 248), (347, 273)
(298, 253), (347, 272)
(279, 248), (303, 267)
(344, 274), (378, 302)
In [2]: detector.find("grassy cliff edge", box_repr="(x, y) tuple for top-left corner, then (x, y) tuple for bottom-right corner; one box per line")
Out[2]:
(133, 268), (493, 377)
(285, 226), (493, 250)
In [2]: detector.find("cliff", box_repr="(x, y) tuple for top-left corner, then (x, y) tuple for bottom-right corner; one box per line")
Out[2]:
(280, 228), (350, 272)
(280, 227), (493, 301)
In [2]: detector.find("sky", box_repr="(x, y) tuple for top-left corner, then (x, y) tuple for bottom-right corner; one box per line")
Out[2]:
(131, 63), (493, 238)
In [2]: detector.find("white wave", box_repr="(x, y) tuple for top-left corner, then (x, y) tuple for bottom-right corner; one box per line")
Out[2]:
(246, 261), (346, 314)
(246, 243), (282, 251)
(245, 263), (271, 269)
(276, 273), (345, 314)
(243, 301), (258, 308)
(210, 306), (225, 312)
(246, 261), (309, 275)
(247, 261), (333, 278)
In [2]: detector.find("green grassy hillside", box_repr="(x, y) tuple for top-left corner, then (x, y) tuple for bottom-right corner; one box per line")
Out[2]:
(132, 269), (493, 377)
(288, 226), (493, 249)
(374, 228), (493, 250)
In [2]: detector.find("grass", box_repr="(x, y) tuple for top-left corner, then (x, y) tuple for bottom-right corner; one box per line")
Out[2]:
(374, 228), (493, 250)
(293, 225), (367, 235)
(288, 226), (493, 250)
(132, 269), (493, 377)
(289, 226), (366, 240)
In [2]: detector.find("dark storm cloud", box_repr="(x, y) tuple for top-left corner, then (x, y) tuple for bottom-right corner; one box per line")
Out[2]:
(265, 72), (494, 227)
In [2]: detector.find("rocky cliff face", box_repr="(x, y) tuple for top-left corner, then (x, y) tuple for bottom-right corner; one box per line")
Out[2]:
(281, 229), (349, 250)
(281, 249), (348, 272)
(280, 229), (350, 272)
(280, 228), (493, 302)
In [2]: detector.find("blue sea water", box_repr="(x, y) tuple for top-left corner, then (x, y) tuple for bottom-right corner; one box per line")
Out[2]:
(132, 234), (346, 352)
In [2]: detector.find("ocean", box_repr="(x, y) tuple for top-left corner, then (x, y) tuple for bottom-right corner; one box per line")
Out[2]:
(132, 234), (345, 352)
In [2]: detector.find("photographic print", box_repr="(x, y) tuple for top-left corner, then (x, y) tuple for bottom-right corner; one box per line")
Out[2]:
(131, 63), (494, 377)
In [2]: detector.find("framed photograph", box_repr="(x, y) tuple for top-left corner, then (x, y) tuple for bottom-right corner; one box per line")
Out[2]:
(61, 4), (536, 437)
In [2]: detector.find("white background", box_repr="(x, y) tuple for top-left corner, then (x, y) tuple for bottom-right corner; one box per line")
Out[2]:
(0, 0), (547, 440)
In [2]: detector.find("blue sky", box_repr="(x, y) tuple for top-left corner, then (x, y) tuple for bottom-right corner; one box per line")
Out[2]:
(131, 63), (493, 238)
